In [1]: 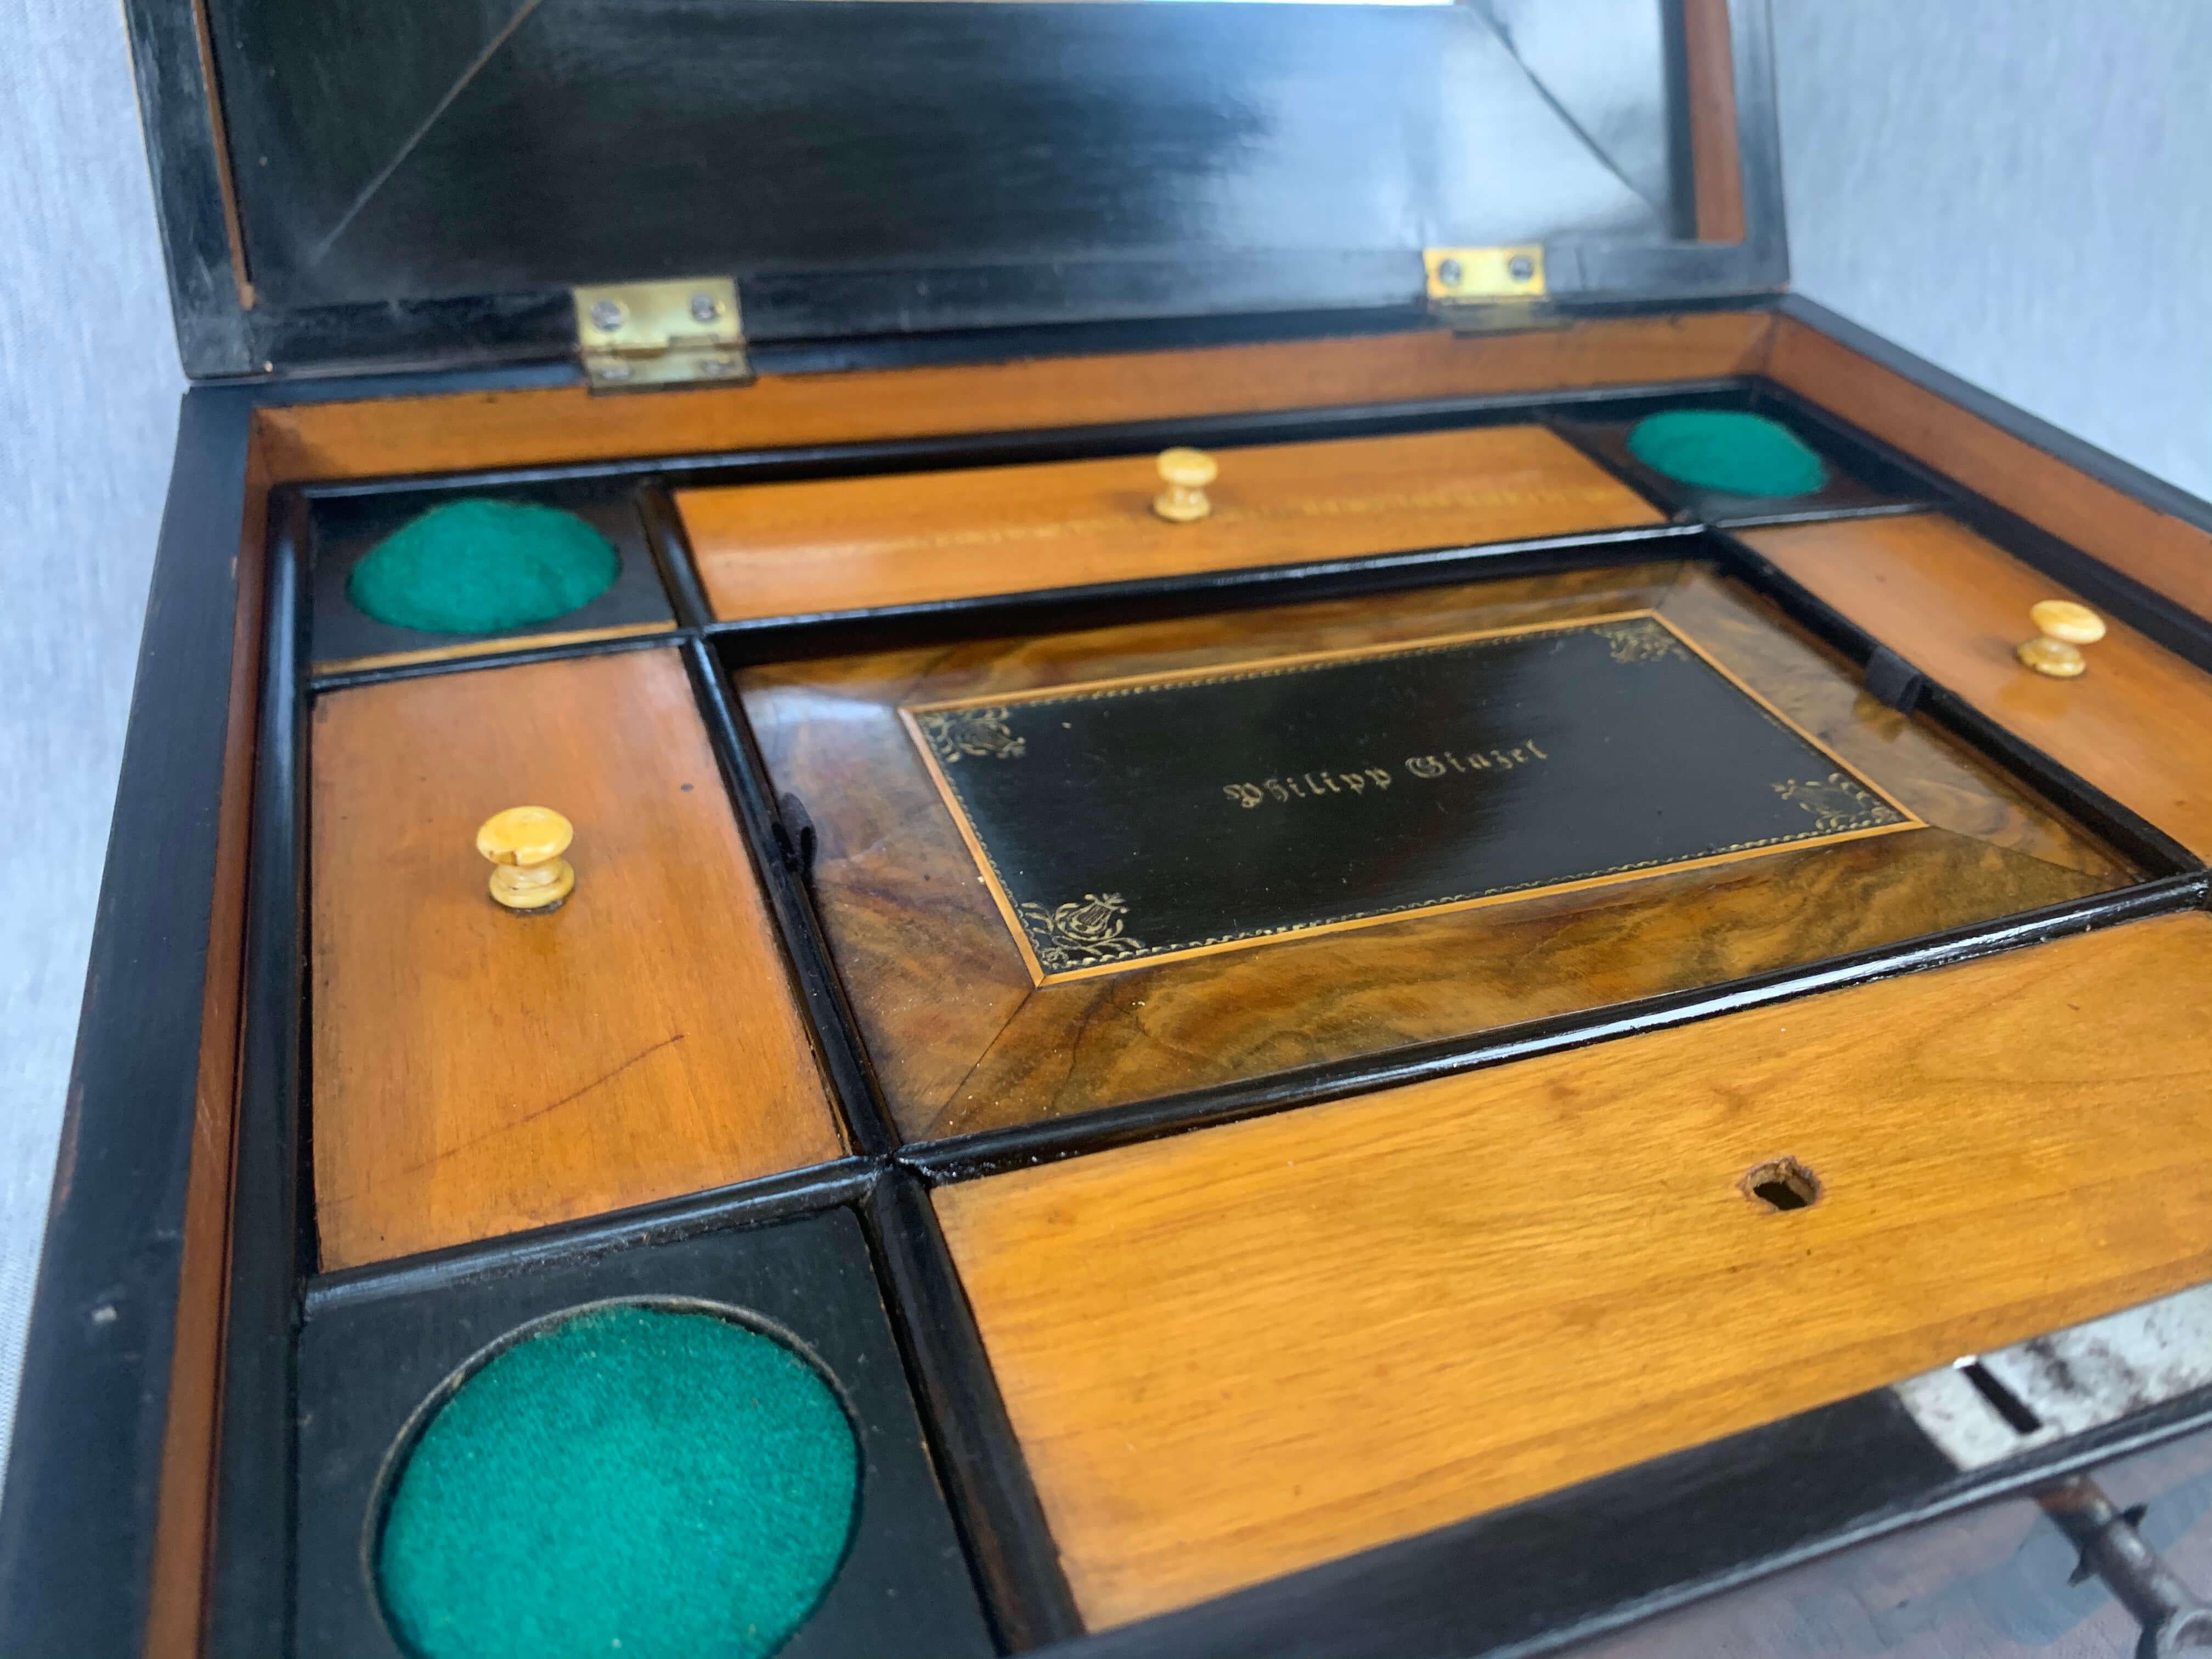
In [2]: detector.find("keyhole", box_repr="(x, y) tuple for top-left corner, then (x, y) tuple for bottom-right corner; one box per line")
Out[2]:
(1743, 1156), (1820, 1211)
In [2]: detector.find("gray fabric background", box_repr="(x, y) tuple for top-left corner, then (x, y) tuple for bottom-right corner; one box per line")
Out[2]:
(0, 0), (2205, 1492)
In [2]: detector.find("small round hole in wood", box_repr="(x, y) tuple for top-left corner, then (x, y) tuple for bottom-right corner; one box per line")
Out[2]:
(1742, 1156), (1820, 1212)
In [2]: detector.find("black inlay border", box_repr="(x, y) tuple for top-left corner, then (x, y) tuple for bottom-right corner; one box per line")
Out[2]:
(306, 478), (678, 674)
(295, 1206), (996, 1659)
(902, 610), (1920, 984)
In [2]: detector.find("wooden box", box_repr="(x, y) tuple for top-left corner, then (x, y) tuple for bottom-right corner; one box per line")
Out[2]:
(10, 3), (2212, 1657)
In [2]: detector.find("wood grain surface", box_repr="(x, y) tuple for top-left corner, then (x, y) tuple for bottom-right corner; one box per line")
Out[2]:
(314, 619), (674, 678)
(682, 426), (1662, 622)
(740, 562), (2136, 1141)
(311, 648), (842, 1269)
(935, 913), (2212, 1629)
(251, 314), (1773, 484)
(145, 449), (270, 1659)
(1683, 0), (1746, 241)
(1744, 513), (2212, 858)
(1764, 317), (2212, 624)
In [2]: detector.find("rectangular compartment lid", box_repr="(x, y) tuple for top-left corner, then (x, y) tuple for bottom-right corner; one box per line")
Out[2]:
(131, 0), (1785, 379)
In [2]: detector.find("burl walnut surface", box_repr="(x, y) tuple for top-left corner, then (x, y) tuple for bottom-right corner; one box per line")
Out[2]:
(741, 561), (2138, 1143)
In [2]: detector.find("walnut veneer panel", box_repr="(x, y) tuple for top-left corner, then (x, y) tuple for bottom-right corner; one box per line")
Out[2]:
(1743, 514), (2212, 859)
(683, 426), (1662, 622)
(741, 562), (2135, 1141)
(936, 913), (2212, 1628)
(251, 314), (1773, 484)
(311, 648), (842, 1268)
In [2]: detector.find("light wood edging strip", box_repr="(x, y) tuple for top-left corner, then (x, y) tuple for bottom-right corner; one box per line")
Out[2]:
(1742, 513), (2212, 861)
(251, 314), (1773, 485)
(313, 620), (673, 678)
(936, 915), (2212, 1629)
(143, 451), (270, 1659)
(310, 648), (844, 1268)
(684, 426), (1662, 622)
(1765, 314), (2212, 624)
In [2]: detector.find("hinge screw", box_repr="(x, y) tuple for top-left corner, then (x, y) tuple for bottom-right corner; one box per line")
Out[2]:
(589, 298), (626, 331)
(1436, 258), (1464, 290)
(690, 292), (723, 324)
(596, 362), (635, 383)
(1508, 254), (1536, 283)
(696, 357), (736, 377)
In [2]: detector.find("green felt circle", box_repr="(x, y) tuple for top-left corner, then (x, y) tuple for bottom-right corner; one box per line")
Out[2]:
(347, 499), (620, 635)
(1626, 410), (1831, 499)
(377, 1305), (859, 1659)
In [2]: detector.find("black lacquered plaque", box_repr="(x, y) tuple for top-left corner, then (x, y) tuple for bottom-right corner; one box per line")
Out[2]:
(902, 613), (1918, 983)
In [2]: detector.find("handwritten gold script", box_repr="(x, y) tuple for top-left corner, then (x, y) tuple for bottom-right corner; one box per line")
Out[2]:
(1222, 738), (1551, 809)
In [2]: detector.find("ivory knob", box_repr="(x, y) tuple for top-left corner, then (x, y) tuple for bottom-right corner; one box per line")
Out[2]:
(2016, 600), (2107, 679)
(477, 806), (576, 912)
(1152, 447), (1218, 524)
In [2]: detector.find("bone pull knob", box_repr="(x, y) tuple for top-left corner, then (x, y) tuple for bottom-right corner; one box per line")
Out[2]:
(2016, 600), (2107, 679)
(1152, 447), (1218, 524)
(477, 806), (575, 912)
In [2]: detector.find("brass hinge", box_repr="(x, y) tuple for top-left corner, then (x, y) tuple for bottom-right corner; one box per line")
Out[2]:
(1422, 245), (1564, 335)
(572, 277), (751, 393)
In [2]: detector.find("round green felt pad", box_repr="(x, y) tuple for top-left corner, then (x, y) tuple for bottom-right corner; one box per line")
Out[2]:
(347, 499), (620, 636)
(1626, 410), (1831, 499)
(377, 1305), (859, 1659)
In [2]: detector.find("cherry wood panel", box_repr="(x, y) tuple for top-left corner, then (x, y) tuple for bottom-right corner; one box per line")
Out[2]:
(935, 913), (2212, 1629)
(684, 426), (1662, 622)
(311, 648), (842, 1268)
(1764, 316), (2212, 624)
(1744, 513), (2212, 859)
(1683, 0), (1746, 241)
(251, 313), (1774, 485)
(740, 561), (2135, 1141)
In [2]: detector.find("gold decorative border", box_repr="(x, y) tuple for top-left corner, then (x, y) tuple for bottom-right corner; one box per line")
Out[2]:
(900, 611), (1925, 986)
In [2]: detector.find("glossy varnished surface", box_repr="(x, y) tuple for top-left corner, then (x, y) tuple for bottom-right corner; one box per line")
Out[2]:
(740, 562), (2136, 1141)
(1745, 512), (2212, 858)
(311, 648), (842, 1268)
(203, 0), (1671, 308)
(905, 612), (1918, 982)
(935, 915), (2212, 1629)
(681, 427), (1661, 622)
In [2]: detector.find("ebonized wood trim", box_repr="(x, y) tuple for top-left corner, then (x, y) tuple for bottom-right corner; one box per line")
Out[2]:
(201, 495), (309, 1657)
(0, 389), (258, 1657)
(861, 1171), (1085, 1650)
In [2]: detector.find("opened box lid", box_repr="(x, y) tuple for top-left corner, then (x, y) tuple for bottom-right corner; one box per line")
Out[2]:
(134, 0), (1784, 380)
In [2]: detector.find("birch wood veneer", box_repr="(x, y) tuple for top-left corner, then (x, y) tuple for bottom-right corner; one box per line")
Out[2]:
(1743, 513), (2212, 858)
(311, 648), (843, 1268)
(935, 913), (2212, 1629)
(681, 426), (1664, 622)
